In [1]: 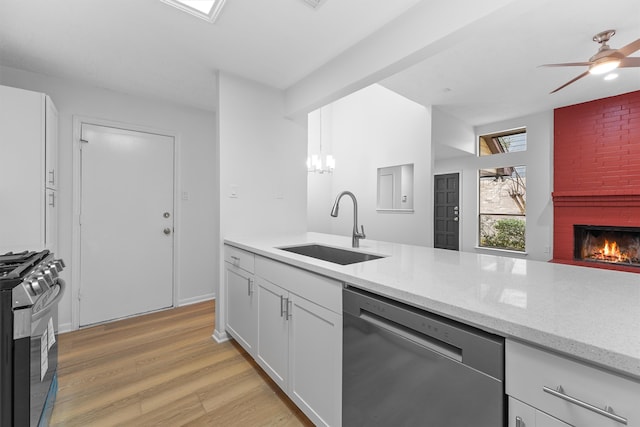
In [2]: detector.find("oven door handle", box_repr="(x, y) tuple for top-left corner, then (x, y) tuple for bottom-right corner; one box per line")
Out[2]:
(32, 279), (66, 320)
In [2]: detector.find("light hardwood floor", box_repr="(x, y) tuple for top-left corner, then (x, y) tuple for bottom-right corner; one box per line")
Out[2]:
(50, 300), (314, 426)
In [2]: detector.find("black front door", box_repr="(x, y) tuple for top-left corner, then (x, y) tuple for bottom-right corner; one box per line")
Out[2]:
(434, 173), (460, 250)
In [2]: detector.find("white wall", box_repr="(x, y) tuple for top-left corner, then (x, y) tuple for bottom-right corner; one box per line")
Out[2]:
(0, 65), (218, 331)
(434, 109), (554, 260)
(307, 84), (432, 247)
(432, 107), (476, 158)
(215, 72), (307, 340)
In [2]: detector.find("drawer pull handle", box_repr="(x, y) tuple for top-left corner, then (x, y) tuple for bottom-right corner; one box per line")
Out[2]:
(543, 385), (628, 425)
(230, 255), (240, 266)
(247, 278), (254, 296)
(280, 295), (285, 317)
(285, 298), (292, 321)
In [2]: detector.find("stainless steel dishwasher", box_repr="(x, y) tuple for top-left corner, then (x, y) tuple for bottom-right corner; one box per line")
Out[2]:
(343, 286), (505, 426)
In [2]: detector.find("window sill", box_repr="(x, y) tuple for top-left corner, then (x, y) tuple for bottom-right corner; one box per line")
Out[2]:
(475, 246), (528, 256)
(376, 209), (414, 214)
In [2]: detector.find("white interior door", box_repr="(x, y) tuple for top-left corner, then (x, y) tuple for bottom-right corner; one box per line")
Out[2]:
(378, 173), (394, 209)
(79, 123), (174, 326)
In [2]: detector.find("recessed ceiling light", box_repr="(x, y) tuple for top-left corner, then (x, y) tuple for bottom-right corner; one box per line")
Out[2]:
(604, 73), (619, 81)
(160, 0), (227, 22)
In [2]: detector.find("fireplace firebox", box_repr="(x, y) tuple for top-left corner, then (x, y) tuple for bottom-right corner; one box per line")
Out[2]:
(574, 225), (640, 267)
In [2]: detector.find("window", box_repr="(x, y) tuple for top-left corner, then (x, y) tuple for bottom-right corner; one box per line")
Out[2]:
(160, 0), (226, 22)
(479, 165), (526, 251)
(479, 128), (526, 156)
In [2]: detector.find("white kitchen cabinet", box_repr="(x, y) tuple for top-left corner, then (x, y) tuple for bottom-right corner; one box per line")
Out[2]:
(256, 277), (288, 390)
(224, 246), (257, 356)
(254, 274), (342, 427)
(506, 339), (640, 427)
(224, 246), (342, 427)
(288, 292), (341, 427)
(509, 397), (570, 427)
(0, 85), (58, 253)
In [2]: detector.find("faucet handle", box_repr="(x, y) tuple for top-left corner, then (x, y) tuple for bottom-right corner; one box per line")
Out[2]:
(359, 225), (366, 239)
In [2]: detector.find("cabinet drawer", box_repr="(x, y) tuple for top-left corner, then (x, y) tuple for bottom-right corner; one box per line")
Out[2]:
(255, 256), (341, 314)
(506, 339), (640, 427)
(224, 245), (255, 273)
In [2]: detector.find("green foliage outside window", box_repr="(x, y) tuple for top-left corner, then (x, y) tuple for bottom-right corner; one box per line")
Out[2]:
(480, 218), (525, 251)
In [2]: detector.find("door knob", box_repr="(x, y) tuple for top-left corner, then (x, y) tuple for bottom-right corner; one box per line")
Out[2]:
(163, 228), (171, 235)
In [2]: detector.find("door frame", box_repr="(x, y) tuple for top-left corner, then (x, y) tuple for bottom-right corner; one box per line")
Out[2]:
(433, 170), (463, 251)
(71, 115), (181, 331)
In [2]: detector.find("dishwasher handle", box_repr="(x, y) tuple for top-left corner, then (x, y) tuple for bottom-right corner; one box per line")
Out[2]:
(343, 286), (504, 380)
(360, 310), (462, 362)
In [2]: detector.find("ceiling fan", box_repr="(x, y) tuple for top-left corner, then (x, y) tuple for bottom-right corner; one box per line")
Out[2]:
(541, 29), (640, 93)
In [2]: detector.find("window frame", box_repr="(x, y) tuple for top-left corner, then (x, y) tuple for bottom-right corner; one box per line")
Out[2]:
(477, 127), (527, 252)
(478, 127), (526, 157)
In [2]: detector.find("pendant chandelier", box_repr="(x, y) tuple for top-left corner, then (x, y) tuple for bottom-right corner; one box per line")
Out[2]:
(307, 107), (335, 174)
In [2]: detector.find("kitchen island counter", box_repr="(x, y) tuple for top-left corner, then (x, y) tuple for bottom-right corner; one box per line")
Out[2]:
(224, 232), (640, 380)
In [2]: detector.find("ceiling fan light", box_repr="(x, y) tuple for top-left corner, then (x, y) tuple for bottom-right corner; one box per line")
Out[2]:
(589, 58), (621, 75)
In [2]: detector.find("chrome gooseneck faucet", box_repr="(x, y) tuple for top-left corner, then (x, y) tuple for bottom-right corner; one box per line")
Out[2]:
(331, 191), (366, 248)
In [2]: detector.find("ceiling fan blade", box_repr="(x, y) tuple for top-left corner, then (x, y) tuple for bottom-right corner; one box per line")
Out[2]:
(619, 57), (640, 68)
(618, 38), (640, 57)
(550, 71), (590, 94)
(540, 62), (592, 67)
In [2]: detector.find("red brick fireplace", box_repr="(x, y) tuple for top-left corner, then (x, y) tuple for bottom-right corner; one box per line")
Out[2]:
(553, 90), (640, 272)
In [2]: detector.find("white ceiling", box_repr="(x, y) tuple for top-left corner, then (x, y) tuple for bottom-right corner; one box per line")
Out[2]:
(0, 0), (421, 111)
(380, 0), (640, 126)
(0, 0), (638, 126)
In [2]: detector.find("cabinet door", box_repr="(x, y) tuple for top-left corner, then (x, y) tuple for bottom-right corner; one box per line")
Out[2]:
(256, 278), (288, 390)
(225, 264), (257, 356)
(0, 85), (44, 252)
(509, 397), (571, 427)
(45, 189), (58, 253)
(289, 294), (342, 427)
(45, 96), (58, 190)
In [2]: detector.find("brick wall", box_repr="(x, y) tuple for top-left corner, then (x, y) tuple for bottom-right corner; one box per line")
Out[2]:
(553, 90), (640, 272)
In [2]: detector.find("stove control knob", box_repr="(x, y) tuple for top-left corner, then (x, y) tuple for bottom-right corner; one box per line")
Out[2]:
(39, 272), (54, 288)
(25, 279), (37, 295)
(30, 277), (45, 294)
(45, 265), (59, 279)
(52, 259), (65, 271)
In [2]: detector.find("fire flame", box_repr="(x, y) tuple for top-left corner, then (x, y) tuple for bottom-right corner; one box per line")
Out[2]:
(603, 240), (619, 258)
(595, 239), (626, 262)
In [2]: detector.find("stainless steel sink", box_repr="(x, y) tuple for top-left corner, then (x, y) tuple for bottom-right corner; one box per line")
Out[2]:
(278, 244), (385, 265)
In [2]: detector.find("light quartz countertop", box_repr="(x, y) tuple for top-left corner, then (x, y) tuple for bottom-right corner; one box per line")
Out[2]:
(224, 232), (640, 380)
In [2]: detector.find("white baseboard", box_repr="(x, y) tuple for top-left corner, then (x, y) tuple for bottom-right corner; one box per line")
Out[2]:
(58, 322), (73, 334)
(178, 293), (216, 307)
(212, 329), (229, 343)
(59, 295), (217, 335)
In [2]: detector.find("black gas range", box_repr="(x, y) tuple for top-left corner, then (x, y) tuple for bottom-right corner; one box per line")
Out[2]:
(0, 250), (65, 427)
